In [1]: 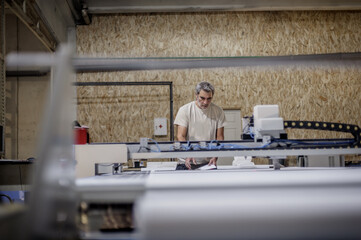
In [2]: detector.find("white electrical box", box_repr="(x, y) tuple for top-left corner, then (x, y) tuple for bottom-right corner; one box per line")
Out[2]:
(154, 118), (167, 136)
(253, 105), (284, 140)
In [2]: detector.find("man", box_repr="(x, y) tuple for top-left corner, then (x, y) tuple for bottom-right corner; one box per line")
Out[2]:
(174, 81), (226, 170)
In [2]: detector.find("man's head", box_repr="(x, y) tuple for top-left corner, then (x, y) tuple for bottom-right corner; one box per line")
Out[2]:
(195, 82), (214, 109)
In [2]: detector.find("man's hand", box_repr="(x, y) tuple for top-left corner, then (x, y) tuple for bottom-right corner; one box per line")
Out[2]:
(208, 157), (218, 166)
(185, 157), (197, 170)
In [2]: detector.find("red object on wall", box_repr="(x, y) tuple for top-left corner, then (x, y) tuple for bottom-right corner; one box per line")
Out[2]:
(74, 127), (88, 144)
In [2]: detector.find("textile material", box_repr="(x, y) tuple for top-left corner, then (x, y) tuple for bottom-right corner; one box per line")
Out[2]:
(176, 163), (208, 170)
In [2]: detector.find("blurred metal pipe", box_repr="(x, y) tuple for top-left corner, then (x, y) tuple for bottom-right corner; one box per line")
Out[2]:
(7, 52), (361, 72)
(27, 44), (77, 239)
(72, 52), (361, 73)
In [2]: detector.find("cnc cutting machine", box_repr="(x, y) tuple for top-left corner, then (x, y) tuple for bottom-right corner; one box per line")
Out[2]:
(75, 105), (361, 240)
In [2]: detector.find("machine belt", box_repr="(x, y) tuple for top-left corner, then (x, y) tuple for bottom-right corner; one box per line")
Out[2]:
(284, 120), (361, 147)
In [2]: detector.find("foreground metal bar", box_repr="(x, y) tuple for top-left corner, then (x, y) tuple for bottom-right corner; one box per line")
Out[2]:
(7, 52), (361, 72)
(73, 53), (361, 72)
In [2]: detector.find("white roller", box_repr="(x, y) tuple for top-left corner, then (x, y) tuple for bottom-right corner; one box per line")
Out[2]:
(135, 169), (361, 240)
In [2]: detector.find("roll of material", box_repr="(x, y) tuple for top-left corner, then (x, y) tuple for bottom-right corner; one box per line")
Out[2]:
(135, 169), (361, 240)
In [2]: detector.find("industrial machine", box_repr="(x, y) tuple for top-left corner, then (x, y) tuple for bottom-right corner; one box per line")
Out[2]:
(5, 45), (361, 240)
(74, 104), (361, 240)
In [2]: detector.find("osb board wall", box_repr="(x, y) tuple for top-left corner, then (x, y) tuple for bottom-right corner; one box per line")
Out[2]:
(76, 11), (361, 143)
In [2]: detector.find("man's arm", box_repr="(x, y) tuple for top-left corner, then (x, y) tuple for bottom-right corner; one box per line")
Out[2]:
(216, 127), (224, 141)
(209, 127), (225, 166)
(177, 125), (188, 141)
(176, 125), (196, 169)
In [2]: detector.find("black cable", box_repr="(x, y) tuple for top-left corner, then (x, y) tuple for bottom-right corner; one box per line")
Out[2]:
(0, 194), (14, 204)
(137, 146), (150, 152)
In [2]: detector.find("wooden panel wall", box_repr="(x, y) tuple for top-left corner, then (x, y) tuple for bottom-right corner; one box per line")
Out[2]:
(76, 11), (361, 143)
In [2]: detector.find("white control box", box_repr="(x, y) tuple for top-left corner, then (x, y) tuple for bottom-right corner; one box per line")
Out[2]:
(253, 105), (284, 140)
(154, 118), (167, 136)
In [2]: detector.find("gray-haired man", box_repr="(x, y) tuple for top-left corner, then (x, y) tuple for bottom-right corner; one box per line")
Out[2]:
(174, 81), (226, 170)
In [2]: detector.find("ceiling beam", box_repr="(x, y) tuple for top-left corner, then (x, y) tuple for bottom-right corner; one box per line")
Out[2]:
(84, 0), (361, 14)
(5, 0), (57, 52)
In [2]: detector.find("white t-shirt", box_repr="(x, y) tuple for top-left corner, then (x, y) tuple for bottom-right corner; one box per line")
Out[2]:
(174, 101), (226, 163)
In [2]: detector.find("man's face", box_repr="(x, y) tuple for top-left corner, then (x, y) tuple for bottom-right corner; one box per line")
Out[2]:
(196, 90), (213, 109)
